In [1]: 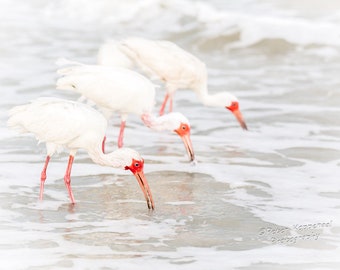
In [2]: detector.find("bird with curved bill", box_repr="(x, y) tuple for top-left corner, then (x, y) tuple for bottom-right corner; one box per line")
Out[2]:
(56, 59), (196, 162)
(98, 37), (248, 130)
(7, 97), (155, 210)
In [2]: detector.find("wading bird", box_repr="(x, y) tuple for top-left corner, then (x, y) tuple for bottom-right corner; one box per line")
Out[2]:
(98, 37), (247, 129)
(7, 98), (154, 209)
(56, 60), (195, 162)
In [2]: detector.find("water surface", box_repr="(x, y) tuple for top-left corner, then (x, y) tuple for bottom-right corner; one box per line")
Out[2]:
(1, 0), (340, 269)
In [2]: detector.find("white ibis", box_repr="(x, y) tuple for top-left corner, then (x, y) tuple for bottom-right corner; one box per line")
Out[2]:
(98, 37), (247, 130)
(56, 60), (195, 162)
(7, 97), (154, 209)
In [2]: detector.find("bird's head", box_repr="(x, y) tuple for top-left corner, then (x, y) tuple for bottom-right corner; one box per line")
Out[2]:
(125, 158), (144, 174)
(112, 148), (154, 210)
(168, 113), (195, 162)
(202, 91), (247, 130)
(142, 112), (195, 162)
(224, 94), (247, 130)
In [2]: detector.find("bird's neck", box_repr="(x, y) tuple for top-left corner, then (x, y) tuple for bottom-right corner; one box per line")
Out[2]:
(190, 76), (221, 107)
(196, 85), (226, 107)
(141, 113), (172, 132)
(87, 144), (124, 168)
(196, 86), (221, 107)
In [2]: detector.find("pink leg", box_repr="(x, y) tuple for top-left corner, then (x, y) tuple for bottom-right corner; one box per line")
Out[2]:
(40, 155), (51, 201)
(102, 136), (106, 153)
(159, 93), (169, 116)
(168, 95), (173, 113)
(64, 155), (76, 204)
(118, 120), (126, 148)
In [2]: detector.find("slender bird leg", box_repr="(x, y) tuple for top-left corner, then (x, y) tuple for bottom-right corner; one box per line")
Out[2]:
(40, 155), (51, 201)
(102, 136), (106, 153)
(159, 93), (169, 116)
(64, 155), (76, 204)
(168, 94), (173, 113)
(118, 120), (126, 148)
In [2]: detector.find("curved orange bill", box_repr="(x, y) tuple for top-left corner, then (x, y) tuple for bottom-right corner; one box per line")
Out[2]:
(134, 171), (155, 210)
(180, 133), (195, 162)
(174, 123), (195, 162)
(232, 109), (248, 130)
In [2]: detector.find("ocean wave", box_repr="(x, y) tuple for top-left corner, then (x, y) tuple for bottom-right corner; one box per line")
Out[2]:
(39, 0), (340, 48)
(2, 0), (340, 50)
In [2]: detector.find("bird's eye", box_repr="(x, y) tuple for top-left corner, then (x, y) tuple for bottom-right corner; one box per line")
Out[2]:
(125, 159), (143, 173)
(174, 123), (190, 136)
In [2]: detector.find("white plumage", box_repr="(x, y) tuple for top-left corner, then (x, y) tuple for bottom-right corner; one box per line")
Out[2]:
(98, 37), (247, 130)
(56, 60), (195, 162)
(57, 62), (155, 117)
(7, 97), (154, 209)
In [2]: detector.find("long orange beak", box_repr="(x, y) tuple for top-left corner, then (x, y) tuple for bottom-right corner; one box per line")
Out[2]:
(126, 159), (155, 210)
(227, 102), (248, 130)
(134, 170), (155, 210)
(232, 109), (247, 130)
(175, 123), (195, 162)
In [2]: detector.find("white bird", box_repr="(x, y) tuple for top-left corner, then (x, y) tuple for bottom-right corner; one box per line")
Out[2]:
(7, 97), (154, 209)
(98, 37), (248, 130)
(56, 60), (195, 162)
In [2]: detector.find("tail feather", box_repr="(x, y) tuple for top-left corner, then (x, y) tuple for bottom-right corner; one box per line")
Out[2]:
(56, 57), (83, 67)
(57, 66), (78, 75)
(56, 58), (84, 75)
(7, 104), (29, 133)
(97, 40), (133, 68)
(56, 76), (77, 91)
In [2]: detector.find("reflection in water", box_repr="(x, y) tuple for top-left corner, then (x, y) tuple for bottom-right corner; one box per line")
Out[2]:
(33, 172), (269, 254)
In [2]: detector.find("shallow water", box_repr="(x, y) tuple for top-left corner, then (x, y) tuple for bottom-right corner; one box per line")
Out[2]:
(1, 0), (340, 269)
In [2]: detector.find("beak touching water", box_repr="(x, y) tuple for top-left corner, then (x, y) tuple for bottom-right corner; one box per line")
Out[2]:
(125, 159), (155, 210)
(226, 101), (248, 130)
(175, 123), (195, 162)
